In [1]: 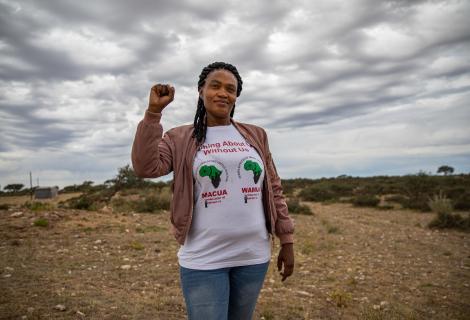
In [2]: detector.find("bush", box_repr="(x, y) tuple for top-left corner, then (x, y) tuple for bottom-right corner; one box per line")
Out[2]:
(352, 195), (380, 207)
(454, 192), (470, 210)
(64, 188), (116, 211)
(428, 191), (453, 215)
(111, 187), (172, 213)
(384, 194), (407, 203)
(110, 197), (135, 213)
(134, 191), (171, 213)
(0, 203), (10, 210)
(286, 198), (312, 215)
(428, 191), (470, 231)
(24, 201), (53, 212)
(428, 212), (470, 231)
(399, 195), (431, 212)
(445, 187), (466, 200)
(66, 195), (96, 210)
(299, 186), (336, 202)
(398, 173), (434, 211)
(330, 183), (354, 196)
(33, 218), (49, 227)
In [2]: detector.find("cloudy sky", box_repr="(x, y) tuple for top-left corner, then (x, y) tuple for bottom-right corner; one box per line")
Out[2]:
(1, 0), (469, 188)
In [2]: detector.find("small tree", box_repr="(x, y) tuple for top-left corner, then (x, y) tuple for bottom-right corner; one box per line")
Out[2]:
(4, 183), (24, 193)
(437, 165), (454, 176)
(82, 181), (94, 187)
(114, 164), (145, 189)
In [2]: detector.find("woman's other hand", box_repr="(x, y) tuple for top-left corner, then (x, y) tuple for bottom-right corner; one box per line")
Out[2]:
(148, 84), (175, 113)
(277, 243), (294, 281)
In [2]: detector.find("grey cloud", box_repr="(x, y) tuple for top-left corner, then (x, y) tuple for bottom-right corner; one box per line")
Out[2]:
(0, 103), (78, 150)
(1, 0), (469, 187)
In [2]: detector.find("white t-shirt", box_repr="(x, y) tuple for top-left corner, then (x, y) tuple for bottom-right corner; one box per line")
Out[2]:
(177, 123), (271, 270)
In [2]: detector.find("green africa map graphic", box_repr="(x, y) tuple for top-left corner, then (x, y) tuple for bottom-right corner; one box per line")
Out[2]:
(199, 165), (222, 188)
(244, 160), (262, 183)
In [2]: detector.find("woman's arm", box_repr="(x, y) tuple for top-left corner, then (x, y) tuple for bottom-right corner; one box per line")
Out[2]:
(263, 131), (294, 244)
(131, 111), (174, 178)
(131, 84), (175, 178)
(262, 129), (295, 281)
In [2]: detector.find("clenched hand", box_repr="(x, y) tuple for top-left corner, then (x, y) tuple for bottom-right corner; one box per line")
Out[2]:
(148, 84), (175, 113)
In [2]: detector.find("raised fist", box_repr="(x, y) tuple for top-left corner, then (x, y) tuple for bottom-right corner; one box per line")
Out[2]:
(148, 84), (175, 113)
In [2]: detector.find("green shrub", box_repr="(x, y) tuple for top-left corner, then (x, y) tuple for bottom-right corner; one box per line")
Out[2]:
(24, 201), (53, 212)
(428, 212), (470, 231)
(286, 198), (312, 215)
(67, 195), (96, 210)
(33, 218), (49, 227)
(356, 183), (385, 196)
(445, 187), (466, 200)
(385, 194), (407, 203)
(130, 241), (145, 250)
(64, 188), (116, 211)
(119, 188), (140, 196)
(111, 187), (173, 213)
(399, 173), (434, 211)
(428, 191), (453, 215)
(330, 183), (354, 196)
(400, 195), (431, 212)
(0, 203), (10, 210)
(281, 182), (295, 196)
(428, 191), (470, 231)
(330, 289), (351, 308)
(110, 197), (135, 213)
(299, 186), (336, 202)
(134, 192), (171, 213)
(454, 192), (470, 210)
(352, 195), (380, 207)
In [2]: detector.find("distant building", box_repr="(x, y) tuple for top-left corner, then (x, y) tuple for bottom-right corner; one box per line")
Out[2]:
(34, 186), (59, 199)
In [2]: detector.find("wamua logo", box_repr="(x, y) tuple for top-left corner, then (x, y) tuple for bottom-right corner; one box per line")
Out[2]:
(199, 165), (222, 188)
(244, 160), (262, 184)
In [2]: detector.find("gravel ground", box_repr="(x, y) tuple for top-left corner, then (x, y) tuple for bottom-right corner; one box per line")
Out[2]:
(0, 199), (469, 319)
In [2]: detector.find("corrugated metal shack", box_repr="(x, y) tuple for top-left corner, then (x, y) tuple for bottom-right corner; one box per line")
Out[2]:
(34, 186), (59, 199)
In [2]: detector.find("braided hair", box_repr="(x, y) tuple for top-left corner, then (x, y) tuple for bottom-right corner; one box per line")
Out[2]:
(193, 62), (243, 145)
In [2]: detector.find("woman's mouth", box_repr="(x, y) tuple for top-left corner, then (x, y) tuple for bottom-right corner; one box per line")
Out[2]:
(214, 101), (228, 107)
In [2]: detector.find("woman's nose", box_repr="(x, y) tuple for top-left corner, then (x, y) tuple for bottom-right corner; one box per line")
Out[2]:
(216, 90), (228, 98)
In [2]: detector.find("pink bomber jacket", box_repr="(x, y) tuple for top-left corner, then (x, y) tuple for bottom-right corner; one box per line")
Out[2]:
(131, 111), (294, 246)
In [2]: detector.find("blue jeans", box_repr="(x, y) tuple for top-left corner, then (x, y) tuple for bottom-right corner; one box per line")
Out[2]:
(179, 261), (269, 320)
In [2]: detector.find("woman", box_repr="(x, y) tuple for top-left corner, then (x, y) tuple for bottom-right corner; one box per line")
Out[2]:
(132, 62), (294, 319)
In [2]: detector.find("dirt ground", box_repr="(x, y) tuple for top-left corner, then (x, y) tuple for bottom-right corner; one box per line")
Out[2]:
(0, 196), (469, 319)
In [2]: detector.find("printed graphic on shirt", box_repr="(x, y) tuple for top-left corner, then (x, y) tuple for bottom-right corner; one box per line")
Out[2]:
(199, 165), (222, 188)
(237, 157), (264, 204)
(244, 160), (262, 184)
(194, 160), (229, 208)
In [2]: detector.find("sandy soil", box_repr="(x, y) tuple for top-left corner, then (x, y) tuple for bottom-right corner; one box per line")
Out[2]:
(0, 197), (469, 319)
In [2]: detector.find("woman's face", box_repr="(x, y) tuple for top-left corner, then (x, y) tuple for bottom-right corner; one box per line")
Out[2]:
(199, 69), (238, 126)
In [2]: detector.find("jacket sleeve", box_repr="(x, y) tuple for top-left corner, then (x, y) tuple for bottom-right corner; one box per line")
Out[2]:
(131, 111), (173, 178)
(262, 129), (295, 245)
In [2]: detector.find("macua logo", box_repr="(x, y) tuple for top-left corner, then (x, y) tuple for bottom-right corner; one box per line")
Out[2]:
(202, 189), (228, 198)
(241, 187), (261, 193)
